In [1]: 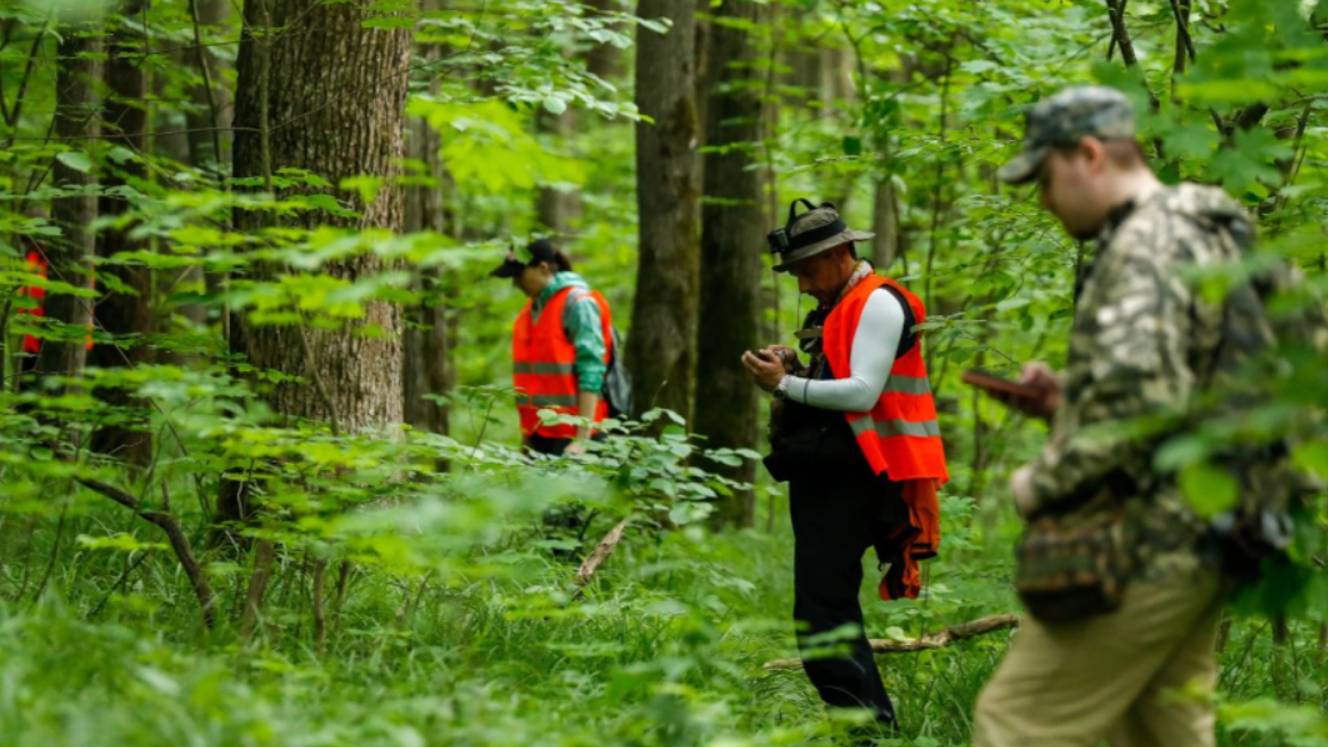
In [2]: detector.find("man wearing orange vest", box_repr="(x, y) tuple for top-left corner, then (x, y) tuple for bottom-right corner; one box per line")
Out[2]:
(492, 239), (613, 456)
(742, 200), (948, 732)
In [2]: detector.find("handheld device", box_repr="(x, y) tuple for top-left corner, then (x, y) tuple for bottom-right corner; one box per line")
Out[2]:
(961, 368), (1043, 400)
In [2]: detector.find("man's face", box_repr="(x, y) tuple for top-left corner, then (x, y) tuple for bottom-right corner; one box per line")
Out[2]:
(1037, 140), (1110, 240)
(789, 246), (852, 305)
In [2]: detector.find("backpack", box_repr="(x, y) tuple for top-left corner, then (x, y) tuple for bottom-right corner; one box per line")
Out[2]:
(601, 326), (634, 419)
(1194, 250), (1327, 582)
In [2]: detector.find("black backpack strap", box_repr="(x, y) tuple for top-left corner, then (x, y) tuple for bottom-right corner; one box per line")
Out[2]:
(876, 284), (918, 358)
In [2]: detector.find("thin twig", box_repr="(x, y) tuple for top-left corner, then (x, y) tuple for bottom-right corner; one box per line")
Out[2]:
(28, 504), (68, 605)
(87, 551), (151, 619)
(1, 18), (49, 133)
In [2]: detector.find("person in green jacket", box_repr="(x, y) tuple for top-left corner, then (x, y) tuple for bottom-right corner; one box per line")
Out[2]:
(491, 239), (608, 456)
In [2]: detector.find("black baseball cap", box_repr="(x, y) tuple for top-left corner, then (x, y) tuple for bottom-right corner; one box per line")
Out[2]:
(490, 238), (558, 278)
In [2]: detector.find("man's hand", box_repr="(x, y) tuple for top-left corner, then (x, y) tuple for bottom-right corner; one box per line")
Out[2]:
(741, 348), (786, 393)
(1010, 464), (1037, 517)
(993, 362), (1062, 421)
(763, 345), (802, 373)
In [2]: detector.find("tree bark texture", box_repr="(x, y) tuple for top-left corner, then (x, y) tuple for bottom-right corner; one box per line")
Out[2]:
(628, 0), (700, 420)
(695, 0), (768, 527)
(39, 22), (101, 379)
(231, 0), (411, 430)
(90, 3), (154, 464)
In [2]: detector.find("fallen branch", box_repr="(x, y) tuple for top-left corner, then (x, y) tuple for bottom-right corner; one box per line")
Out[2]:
(762, 613), (1019, 671)
(572, 517), (630, 599)
(77, 477), (217, 628)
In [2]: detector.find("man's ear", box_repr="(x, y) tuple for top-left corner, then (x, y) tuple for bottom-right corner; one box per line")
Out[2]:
(1081, 136), (1108, 173)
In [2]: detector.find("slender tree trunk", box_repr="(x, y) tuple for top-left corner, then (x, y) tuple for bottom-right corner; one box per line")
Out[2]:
(628, 0), (700, 420)
(39, 23), (101, 380)
(535, 107), (582, 238)
(401, 53), (453, 440)
(185, 0), (232, 173)
(695, 0), (768, 528)
(870, 176), (900, 270)
(585, 0), (624, 79)
(90, 2), (154, 464)
(229, 0), (411, 430)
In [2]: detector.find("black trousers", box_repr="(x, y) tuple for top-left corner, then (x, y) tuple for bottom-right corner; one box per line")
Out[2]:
(789, 461), (905, 727)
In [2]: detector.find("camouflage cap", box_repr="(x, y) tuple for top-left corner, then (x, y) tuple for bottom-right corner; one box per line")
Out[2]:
(998, 85), (1137, 185)
(771, 202), (874, 272)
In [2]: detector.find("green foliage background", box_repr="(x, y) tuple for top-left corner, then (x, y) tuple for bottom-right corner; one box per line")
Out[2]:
(1, 0), (1326, 745)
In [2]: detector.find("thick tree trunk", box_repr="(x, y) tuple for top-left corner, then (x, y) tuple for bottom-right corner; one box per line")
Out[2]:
(628, 0), (700, 420)
(229, 0), (411, 431)
(38, 24), (101, 380)
(695, 0), (767, 528)
(90, 3), (154, 464)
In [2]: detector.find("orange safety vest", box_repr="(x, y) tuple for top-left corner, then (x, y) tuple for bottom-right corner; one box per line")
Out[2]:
(822, 273), (948, 484)
(822, 272), (948, 602)
(19, 249), (48, 355)
(512, 286), (613, 440)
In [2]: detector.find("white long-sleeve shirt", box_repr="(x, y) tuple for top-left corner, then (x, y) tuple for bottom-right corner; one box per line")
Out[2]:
(778, 289), (906, 412)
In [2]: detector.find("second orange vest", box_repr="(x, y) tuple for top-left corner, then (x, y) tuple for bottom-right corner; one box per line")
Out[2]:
(512, 286), (613, 439)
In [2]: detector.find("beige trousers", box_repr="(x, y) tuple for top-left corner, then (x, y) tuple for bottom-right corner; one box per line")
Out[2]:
(973, 569), (1222, 747)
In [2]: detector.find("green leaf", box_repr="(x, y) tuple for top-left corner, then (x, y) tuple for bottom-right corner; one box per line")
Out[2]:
(1163, 122), (1218, 161)
(1292, 441), (1328, 480)
(542, 96), (567, 116)
(56, 151), (93, 173)
(1179, 462), (1238, 518)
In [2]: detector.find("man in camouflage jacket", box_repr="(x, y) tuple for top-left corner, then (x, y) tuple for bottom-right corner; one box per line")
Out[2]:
(972, 86), (1257, 747)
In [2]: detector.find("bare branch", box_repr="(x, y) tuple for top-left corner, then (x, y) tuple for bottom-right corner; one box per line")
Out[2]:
(76, 477), (218, 628)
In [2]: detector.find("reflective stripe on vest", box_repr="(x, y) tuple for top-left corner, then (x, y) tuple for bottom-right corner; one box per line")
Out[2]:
(823, 273), (948, 484)
(511, 286), (613, 439)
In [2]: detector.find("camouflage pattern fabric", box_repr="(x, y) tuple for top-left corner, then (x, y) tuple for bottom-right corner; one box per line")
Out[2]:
(1025, 183), (1266, 581)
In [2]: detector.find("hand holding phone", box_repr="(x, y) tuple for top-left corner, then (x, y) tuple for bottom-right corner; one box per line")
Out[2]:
(741, 347), (787, 392)
(963, 364), (1061, 420)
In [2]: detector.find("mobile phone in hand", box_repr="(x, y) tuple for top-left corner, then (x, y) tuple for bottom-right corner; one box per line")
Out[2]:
(961, 368), (1042, 400)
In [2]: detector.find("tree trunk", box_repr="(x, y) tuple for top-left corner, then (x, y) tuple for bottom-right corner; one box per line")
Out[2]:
(585, 0), (624, 80)
(401, 107), (453, 440)
(695, 0), (767, 528)
(185, 0), (232, 173)
(870, 176), (900, 269)
(535, 107), (582, 238)
(229, 0), (411, 431)
(38, 23), (101, 380)
(90, 2), (154, 465)
(628, 0), (700, 420)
